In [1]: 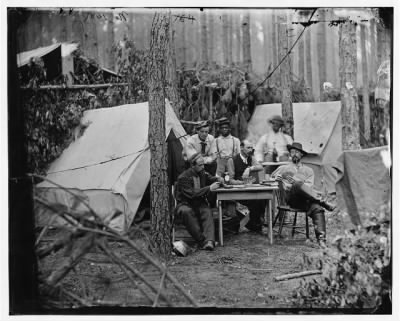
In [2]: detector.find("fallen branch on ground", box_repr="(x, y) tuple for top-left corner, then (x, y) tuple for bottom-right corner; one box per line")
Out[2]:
(274, 270), (322, 281)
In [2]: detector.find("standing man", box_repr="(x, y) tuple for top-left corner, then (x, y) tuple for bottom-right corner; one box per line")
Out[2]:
(185, 120), (216, 175)
(271, 142), (335, 246)
(211, 117), (241, 178)
(231, 140), (266, 232)
(175, 153), (223, 250)
(255, 115), (293, 173)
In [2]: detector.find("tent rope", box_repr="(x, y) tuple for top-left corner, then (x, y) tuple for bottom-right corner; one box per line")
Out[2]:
(45, 147), (150, 175)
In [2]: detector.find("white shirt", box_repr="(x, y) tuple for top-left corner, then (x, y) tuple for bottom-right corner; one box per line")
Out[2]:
(254, 131), (293, 162)
(185, 134), (215, 164)
(210, 134), (241, 159)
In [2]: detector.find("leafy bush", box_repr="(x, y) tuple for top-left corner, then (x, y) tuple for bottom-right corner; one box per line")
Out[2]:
(21, 43), (149, 175)
(291, 205), (391, 310)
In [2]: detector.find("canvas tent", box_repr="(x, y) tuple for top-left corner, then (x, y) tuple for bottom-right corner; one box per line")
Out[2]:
(17, 42), (119, 84)
(35, 100), (187, 232)
(246, 101), (342, 193)
(334, 146), (391, 226)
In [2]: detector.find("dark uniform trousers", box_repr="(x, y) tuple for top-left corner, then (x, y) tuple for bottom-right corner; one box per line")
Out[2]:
(176, 203), (215, 244)
(283, 181), (327, 241)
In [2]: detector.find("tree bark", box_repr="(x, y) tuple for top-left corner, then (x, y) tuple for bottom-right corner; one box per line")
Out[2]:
(317, 9), (327, 101)
(147, 12), (172, 261)
(227, 11), (233, 66)
(200, 11), (208, 68)
(278, 12), (293, 138)
(305, 27), (313, 100)
(360, 23), (370, 141)
(339, 20), (360, 150)
(271, 11), (278, 69)
(369, 18), (377, 83)
(208, 11), (214, 67)
(105, 12), (115, 70)
(262, 19), (269, 70)
(234, 13), (242, 64)
(222, 12), (229, 66)
(242, 11), (252, 72)
(166, 13), (180, 116)
(181, 13), (187, 69)
(298, 27), (305, 82)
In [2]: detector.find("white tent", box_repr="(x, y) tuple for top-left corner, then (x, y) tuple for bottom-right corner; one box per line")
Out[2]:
(247, 101), (342, 193)
(35, 101), (187, 232)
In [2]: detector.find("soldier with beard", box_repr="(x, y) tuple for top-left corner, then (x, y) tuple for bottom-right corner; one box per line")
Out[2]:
(271, 142), (336, 246)
(175, 153), (224, 251)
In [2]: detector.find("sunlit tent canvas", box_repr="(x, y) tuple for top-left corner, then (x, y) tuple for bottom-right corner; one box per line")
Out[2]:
(247, 101), (342, 193)
(35, 100), (187, 232)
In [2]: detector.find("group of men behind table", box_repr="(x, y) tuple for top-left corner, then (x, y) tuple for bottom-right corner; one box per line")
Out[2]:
(175, 116), (335, 251)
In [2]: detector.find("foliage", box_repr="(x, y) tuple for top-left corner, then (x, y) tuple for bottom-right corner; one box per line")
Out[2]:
(291, 205), (391, 310)
(21, 44), (148, 174)
(113, 37), (149, 103)
(23, 89), (84, 174)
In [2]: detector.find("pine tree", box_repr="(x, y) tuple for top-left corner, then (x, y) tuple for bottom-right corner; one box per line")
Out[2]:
(339, 20), (360, 150)
(147, 12), (172, 261)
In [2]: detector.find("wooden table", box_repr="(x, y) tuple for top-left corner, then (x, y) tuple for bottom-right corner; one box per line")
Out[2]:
(215, 185), (278, 246)
(261, 161), (290, 166)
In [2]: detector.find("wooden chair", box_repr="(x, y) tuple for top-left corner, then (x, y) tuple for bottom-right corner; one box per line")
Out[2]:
(272, 181), (310, 239)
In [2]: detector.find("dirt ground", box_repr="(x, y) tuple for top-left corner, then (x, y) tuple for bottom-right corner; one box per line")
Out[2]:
(40, 208), (348, 311)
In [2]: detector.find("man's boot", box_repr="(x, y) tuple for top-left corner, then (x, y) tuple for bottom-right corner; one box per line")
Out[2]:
(310, 210), (327, 247)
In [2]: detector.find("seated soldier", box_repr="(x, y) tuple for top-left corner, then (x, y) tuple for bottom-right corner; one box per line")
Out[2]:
(229, 140), (266, 232)
(175, 153), (224, 251)
(271, 142), (335, 246)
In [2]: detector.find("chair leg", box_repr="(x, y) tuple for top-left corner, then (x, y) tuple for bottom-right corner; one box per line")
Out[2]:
(272, 208), (281, 227)
(278, 210), (286, 237)
(305, 215), (310, 239)
(292, 212), (298, 237)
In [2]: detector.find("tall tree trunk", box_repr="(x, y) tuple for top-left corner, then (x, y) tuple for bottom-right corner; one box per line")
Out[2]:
(208, 11), (214, 68)
(181, 13), (187, 69)
(339, 20), (360, 150)
(360, 23), (370, 141)
(242, 11), (252, 72)
(317, 9), (327, 101)
(222, 12), (229, 66)
(227, 11), (233, 66)
(271, 11), (278, 70)
(234, 13), (242, 64)
(147, 12), (172, 261)
(262, 19), (269, 70)
(369, 18), (377, 83)
(278, 12), (293, 138)
(305, 27), (313, 100)
(105, 13), (115, 70)
(298, 27), (305, 82)
(377, 20), (390, 67)
(200, 11), (208, 68)
(85, 15), (99, 61)
(166, 13), (180, 116)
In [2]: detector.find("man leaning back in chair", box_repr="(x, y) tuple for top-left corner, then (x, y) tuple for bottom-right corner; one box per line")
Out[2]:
(271, 142), (336, 246)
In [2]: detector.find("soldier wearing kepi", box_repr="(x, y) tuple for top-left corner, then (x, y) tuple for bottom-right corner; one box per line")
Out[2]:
(185, 120), (216, 175)
(271, 142), (336, 246)
(175, 153), (224, 251)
